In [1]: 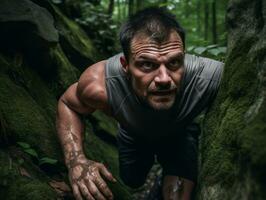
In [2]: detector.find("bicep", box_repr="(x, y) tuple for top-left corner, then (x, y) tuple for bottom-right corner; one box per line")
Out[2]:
(60, 83), (95, 115)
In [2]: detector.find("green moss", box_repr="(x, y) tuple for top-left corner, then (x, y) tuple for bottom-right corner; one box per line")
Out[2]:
(0, 150), (56, 200)
(92, 110), (118, 137)
(241, 97), (266, 167)
(197, 13), (266, 197)
(200, 39), (260, 190)
(0, 73), (60, 158)
(6, 178), (56, 200)
(51, 4), (99, 66)
(49, 45), (80, 91)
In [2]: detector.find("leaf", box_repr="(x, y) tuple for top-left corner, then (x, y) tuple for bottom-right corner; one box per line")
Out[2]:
(109, 25), (117, 29)
(18, 158), (24, 165)
(17, 142), (30, 149)
(187, 46), (195, 52)
(49, 180), (71, 192)
(207, 48), (221, 56)
(217, 47), (227, 53)
(194, 47), (207, 55)
(206, 44), (218, 49)
(51, 0), (62, 4)
(39, 157), (58, 165)
(23, 148), (38, 158)
(19, 167), (31, 178)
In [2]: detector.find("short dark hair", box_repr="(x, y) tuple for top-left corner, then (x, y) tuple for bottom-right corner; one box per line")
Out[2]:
(119, 7), (186, 61)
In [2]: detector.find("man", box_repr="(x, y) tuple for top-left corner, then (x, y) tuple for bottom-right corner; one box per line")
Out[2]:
(56, 7), (223, 200)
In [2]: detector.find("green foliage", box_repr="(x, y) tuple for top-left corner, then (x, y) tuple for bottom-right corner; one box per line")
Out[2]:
(75, 2), (120, 57)
(39, 157), (58, 165)
(51, 0), (227, 58)
(17, 141), (58, 166)
(187, 44), (227, 60)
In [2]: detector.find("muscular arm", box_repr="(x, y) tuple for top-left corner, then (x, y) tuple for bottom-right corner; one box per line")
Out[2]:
(56, 82), (94, 168)
(56, 61), (115, 200)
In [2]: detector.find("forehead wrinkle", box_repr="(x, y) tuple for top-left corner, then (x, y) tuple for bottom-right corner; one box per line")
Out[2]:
(130, 32), (184, 59)
(132, 44), (183, 58)
(132, 41), (182, 49)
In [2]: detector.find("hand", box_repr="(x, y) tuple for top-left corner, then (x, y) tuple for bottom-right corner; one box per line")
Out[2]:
(67, 156), (116, 200)
(162, 176), (194, 200)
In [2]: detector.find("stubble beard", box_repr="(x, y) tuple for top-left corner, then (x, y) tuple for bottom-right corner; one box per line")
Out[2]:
(128, 73), (178, 111)
(147, 93), (176, 110)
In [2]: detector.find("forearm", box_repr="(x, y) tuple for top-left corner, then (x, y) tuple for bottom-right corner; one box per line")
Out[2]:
(56, 99), (86, 168)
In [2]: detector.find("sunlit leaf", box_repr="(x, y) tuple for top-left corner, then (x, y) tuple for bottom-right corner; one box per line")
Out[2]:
(206, 44), (218, 49)
(194, 47), (207, 55)
(109, 25), (117, 29)
(187, 46), (195, 51)
(207, 48), (221, 56)
(217, 47), (227, 53)
(99, 30), (105, 35)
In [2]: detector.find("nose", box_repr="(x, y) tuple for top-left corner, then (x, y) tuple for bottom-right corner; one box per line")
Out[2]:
(154, 65), (171, 87)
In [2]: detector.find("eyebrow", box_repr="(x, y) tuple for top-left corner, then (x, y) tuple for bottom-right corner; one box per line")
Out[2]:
(135, 52), (184, 62)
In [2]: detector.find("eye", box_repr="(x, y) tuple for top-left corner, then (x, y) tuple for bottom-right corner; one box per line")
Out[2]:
(168, 58), (183, 70)
(141, 61), (158, 71)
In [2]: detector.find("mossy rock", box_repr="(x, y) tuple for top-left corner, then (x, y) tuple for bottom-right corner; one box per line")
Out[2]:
(198, 0), (266, 199)
(0, 150), (57, 200)
(84, 122), (133, 200)
(0, 54), (61, 159)
(0, 0), (58, 44)
(49, 45), (80, 94)
(51, 4), (98, 70)
(92, 110), (118, 138)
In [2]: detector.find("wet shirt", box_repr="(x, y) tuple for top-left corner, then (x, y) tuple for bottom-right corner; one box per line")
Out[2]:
(105, 53), (224, 140)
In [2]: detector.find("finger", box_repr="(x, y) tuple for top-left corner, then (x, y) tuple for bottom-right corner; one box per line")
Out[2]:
(87, 179), (107, 200)
(92, 174), (113, 200)
(98, 164), (117, 182)
(77, 180), (95, 200)
(72, 183), (83, 200)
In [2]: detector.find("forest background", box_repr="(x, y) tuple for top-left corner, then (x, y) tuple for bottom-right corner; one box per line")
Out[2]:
(1, 0), (265, 200)
(64, 0), (228, 60)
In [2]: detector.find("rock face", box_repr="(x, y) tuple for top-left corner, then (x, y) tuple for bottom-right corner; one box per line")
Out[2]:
(0, 0), (132, 199)
(198, 0), (266, 199)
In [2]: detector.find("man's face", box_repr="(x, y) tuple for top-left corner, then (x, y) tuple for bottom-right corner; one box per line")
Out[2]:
(121, 30), (184, 110)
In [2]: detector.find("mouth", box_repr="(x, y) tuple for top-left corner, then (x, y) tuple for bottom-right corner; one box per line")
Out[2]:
(150, 89), (176, 96)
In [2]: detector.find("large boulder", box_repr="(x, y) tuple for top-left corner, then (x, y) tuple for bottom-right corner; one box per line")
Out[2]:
(198, 0), (266, 199)
(0, 0), (133, 199)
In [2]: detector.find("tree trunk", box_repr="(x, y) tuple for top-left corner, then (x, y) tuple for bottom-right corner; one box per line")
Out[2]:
(196, 0), (201, 36)
(211, 0), (217, 43)
(185, 0), (190, 18)
(107, 0), (114, 17)
(198, 0), (266, 199)
(128, 0), (134, 16)
(136, 0), (143, 11)
(204, 0), (209, 41)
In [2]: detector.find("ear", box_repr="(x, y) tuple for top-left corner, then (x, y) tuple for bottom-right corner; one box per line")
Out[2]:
(120, 56), (129, 73)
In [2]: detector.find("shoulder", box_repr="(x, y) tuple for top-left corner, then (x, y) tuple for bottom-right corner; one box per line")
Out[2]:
(184, 53), (224, 81)
(76, 60), (110, 111)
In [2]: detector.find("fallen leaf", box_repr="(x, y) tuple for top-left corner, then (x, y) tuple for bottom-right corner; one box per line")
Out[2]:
(49, 180), (71, 193)
(19, 167), (31, 178)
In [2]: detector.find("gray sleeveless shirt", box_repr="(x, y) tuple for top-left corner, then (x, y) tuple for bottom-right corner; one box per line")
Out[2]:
(105, 53), (223, 139)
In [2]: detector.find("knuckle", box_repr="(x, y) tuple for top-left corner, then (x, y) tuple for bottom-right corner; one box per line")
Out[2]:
(99, 183), (107, 190)
(98, 163), (104, 168)
(90, 188), (98, 195)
